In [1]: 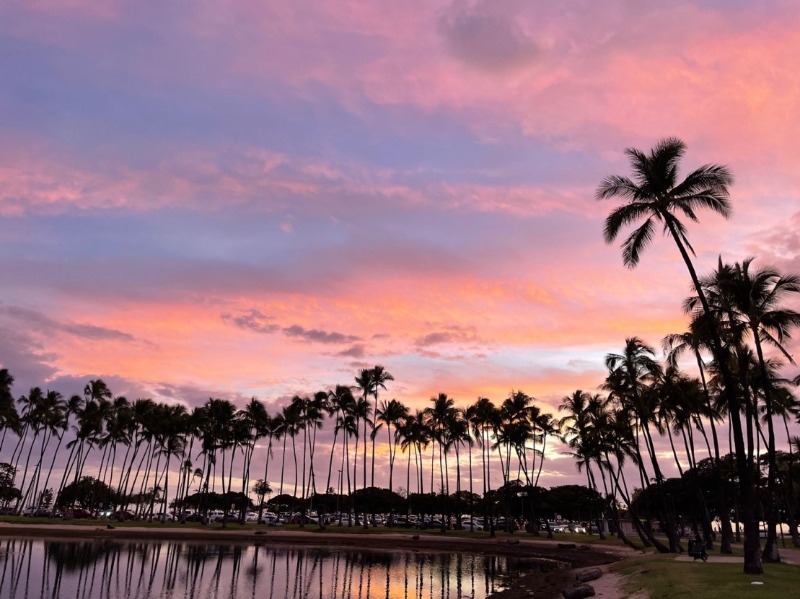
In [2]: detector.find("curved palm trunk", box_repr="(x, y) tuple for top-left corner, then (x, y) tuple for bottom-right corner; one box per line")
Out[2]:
(15, 431), (40, 512)
(279, 434), (288, 497)
(386, 423), (394, 494)
(300, 425), (308, 528)
(23, 428), (52, 508)
(40, 430), (66, 507)
(592, 459), (628, 546)
(326, 423), (340, 495)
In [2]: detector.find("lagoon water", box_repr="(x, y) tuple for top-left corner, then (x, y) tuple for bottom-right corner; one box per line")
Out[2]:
(0, 538), (549, 599)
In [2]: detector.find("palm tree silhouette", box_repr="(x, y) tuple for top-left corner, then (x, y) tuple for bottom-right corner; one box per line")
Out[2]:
(597, 137), (764, 571)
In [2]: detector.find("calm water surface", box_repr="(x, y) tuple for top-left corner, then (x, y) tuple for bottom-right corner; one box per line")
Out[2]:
(0, 538), (553, 599)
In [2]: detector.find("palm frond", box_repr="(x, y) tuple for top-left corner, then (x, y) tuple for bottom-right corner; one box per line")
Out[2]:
(622, 218), (655, 267)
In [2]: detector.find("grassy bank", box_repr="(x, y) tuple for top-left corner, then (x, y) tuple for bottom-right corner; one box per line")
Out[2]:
(612, 553), (800, 599)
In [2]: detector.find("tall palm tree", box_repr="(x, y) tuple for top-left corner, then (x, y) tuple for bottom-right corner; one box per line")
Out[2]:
(443, 408), (471, 527)
(425, 393), (456, 495)
(468, 396), (498, 536)
(240, 398), (268, 508)
(14, 387), (47, 512)
(21, 390), (66, 509)
(355, 366), (394, 496)
(324, 385), (353, 494)
(375, 399), (408, 495)
(597, 137), (762, 572)
(41, 394), (81, 509)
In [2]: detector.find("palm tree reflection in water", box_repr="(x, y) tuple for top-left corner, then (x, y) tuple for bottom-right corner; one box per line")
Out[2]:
(0, 538), (554, 599)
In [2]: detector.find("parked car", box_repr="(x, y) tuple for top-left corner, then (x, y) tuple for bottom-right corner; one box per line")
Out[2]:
(549, 522), (568, 533)
(184, 512), (205, 522)
(460, 518), (484, 531)
(569, 523), (586, 534)
(111, 510), (137, 520)
(154, 512), (176, 522)
(70, 508), (94, 519)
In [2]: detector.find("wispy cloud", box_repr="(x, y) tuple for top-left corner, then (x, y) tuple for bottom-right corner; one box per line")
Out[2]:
(222, 309), (360, 345)
(0, 305), (135, 342)
(221, 309), (279, 334)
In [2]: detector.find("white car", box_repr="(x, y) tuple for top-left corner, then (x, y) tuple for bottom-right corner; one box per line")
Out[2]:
(461, 518), (484, 531)
(154, 512), (177, 522)
(569, 524), (586, 534)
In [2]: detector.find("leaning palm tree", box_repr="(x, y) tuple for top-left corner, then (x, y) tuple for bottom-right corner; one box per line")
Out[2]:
(597, 138), (763, 573)
(695, 258), (800, 561)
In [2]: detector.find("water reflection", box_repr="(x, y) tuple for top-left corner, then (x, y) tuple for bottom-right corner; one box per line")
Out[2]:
(0, 538), (553, 599)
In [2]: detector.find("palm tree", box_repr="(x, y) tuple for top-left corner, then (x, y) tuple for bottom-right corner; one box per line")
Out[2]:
(156, 405), (188, 517)
(398, 411), (429, 499)
(425, 393), (456, 495)
(604, 338), (679, 552)
(597, 137), (763, 572)
(559, 391), (609, 541)
(0, 369), (19, 457)
(468, 396), (498, 536)
(664, 326), (735, 553)
(40, 394), (80, 509)
(14, 387), (46, 512)
(325, 385), (355, 495)
(355, 366), (394, 500)
(443, 408), (471, 527)
(240, 398), (268, 508)
(21, 390), (66, 509)
(375, 399), (408, 495)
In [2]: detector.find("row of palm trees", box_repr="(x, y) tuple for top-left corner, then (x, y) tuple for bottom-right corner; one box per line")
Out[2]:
(0, 367), (562, 526)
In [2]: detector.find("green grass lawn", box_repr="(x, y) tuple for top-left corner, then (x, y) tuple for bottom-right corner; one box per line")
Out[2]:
(612, 553), (800, 599)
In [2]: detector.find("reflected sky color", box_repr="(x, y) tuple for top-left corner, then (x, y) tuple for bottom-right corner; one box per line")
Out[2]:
(0, 538), (542, 599)
(1, 1), (799, 487)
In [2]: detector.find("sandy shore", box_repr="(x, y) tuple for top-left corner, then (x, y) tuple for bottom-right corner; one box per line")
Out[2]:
(0, 522), (634, 598)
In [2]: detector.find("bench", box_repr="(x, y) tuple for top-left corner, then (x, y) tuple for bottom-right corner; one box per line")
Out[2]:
(687, 539), (708, 562)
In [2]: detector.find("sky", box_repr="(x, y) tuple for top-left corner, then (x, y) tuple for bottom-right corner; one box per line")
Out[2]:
(1, 0), (799, 490)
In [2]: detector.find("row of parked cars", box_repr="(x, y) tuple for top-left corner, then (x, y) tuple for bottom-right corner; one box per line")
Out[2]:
(5, 505), (597, 534)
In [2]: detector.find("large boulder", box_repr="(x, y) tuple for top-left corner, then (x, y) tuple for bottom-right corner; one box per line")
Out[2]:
(575, 567), (603, 582)
(562, 584), (596, 599)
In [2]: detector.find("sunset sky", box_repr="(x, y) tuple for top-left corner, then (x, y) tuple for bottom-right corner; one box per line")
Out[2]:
(2, 1), (799, 488)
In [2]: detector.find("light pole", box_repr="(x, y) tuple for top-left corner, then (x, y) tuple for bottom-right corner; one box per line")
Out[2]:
(517, 491), (528, 531)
